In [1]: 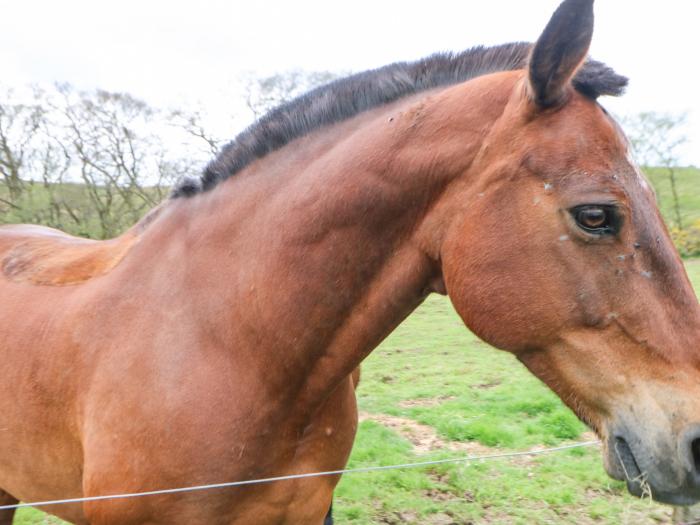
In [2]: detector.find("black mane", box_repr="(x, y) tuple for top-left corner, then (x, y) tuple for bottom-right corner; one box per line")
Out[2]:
(172, 42), (627, 198)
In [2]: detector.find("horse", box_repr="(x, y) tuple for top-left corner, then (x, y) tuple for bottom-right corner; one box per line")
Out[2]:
(0, 0), (699, 522)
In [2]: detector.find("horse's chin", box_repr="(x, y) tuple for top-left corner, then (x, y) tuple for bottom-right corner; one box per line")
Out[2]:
(627, 483), (700, 506)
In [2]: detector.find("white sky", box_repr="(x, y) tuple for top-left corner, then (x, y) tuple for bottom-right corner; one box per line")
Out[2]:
(2, 0), (699, 164)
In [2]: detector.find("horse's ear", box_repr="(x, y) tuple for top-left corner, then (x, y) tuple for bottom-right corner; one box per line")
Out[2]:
(528, 0), (594, 107)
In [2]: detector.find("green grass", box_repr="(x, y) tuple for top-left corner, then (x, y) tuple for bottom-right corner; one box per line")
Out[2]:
(645, 167), (700, 227)
(12, 508), (60, 525)
(0, 181), (163, 240)
(353, 298), (585, 450)
(686, 258), (700, 284)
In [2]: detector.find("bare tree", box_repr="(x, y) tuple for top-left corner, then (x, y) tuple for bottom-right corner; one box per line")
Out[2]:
(0, 71), (343, 238)
(0, 83), (206, 238)
(0, 89), (44, 202)
(169, 108), (224, 158)
(244, 70), (339, 118)
(53, 87), (156, 236)
(622, 111), (689, 230)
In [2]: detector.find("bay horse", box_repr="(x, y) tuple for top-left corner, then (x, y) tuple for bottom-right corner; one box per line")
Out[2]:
(1, 0), (700, 522)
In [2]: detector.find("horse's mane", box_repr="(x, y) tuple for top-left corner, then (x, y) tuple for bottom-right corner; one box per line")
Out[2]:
(172, 42), (627, 198)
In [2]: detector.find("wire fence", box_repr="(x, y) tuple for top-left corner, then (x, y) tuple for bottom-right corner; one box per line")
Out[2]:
(0, 440), (600, 511)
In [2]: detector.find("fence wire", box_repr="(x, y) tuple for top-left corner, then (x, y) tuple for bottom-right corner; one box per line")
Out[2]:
(0, 440), (600, 511)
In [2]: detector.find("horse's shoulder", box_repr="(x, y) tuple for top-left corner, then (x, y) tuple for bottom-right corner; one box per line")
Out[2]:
(0, 224), (137, 286)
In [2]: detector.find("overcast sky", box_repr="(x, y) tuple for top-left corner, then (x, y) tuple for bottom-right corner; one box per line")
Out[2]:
(2, 0), (699, 164)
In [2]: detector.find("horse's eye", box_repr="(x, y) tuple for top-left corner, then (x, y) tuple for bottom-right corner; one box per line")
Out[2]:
(571, 205), (618, 235)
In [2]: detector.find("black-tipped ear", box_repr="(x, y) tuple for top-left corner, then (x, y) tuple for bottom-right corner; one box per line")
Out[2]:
(529, 0), (594, 107)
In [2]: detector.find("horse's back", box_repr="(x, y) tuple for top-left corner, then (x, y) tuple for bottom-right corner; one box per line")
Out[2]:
(0, 224), (136, 286)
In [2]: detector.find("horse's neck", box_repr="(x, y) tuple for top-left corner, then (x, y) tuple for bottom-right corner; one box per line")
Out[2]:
(167, 79), (506, 409)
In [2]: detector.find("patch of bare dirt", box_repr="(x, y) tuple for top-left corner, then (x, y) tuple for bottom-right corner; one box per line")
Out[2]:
(580, 430), (597, 442)
(471, 380), (501, 390)
(398, 395), (456, 408)
(422, 487), (459, 502)
(422, 473), (460, 503)
(360, 413), (603, 469)
(423, 470), (478, 505)
(376, 509), (466, 525)
(359, 412), (498, 455)
(425, 512), (462, 524)
(376, 509), (420, 524)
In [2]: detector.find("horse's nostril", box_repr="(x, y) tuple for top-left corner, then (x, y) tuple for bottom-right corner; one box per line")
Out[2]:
(615, 436), (642, 480)
(691, 438), (700, 474)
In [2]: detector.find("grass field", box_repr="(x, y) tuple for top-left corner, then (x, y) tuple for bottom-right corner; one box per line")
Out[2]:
(646, 167), (700, 227)
(14, 260), (700, 524)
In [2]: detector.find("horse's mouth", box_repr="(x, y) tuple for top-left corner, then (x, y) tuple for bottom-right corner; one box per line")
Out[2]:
(613, 436), (642, 481)
(606, 433), (700, 505)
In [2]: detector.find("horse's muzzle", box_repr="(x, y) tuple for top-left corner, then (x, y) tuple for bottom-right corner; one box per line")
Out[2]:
(605, 424), (700, 505)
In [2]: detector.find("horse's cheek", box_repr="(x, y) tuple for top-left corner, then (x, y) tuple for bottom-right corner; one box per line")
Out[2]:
(441, 230), (555, 352)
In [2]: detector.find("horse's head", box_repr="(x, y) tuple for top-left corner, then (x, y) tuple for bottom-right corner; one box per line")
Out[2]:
(439, 0), (700, 504)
